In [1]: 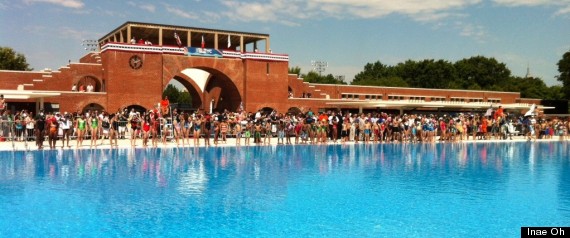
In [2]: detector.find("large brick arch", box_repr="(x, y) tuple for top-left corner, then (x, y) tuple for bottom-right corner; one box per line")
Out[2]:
(75, 75), (102, 92)
(81, 103), (105, 112)
(170, 74), (203, 110)
(162, 56), (244, 112)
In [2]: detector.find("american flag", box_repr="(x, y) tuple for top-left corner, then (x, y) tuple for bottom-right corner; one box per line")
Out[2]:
(174, 32), (182, 47)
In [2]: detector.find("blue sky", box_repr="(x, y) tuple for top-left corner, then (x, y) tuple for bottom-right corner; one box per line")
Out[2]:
(1, 0), (569, 86)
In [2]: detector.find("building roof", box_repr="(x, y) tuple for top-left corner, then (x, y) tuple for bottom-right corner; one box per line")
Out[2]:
(99, 21), (270, 47)
(325, 100), (554, 110)
(0, 88), (61, 100)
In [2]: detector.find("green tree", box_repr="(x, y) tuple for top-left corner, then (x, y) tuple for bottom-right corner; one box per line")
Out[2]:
(546, 85), (565, 100)
(391, 60), (419, 87)
(289, 66), (301, 75)
(301, 71), (346, 85)
(396, 59), (457, 89)
(454, 56), (511, 90)
(556, 50), (570, 98)
(515, 76), (549, 99)
(0, 47), (32, 71)
(178, 91), (192, 104)
(351, 76), (408, 87)
(352, 61), (392, 84)
(162, 84), (180, 103)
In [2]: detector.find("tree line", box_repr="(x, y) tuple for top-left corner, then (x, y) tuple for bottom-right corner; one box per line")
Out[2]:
(290, 53), (570, 100)
(2, 46), (569, 102)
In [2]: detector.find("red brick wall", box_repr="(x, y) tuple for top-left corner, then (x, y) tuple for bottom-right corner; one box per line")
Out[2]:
(102, 51), (163, 111)
(243, 60), (289, 112)
(0, 49), (536, 115)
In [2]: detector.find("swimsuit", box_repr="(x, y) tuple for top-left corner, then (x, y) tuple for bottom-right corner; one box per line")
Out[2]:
(78, 119), (86, 131)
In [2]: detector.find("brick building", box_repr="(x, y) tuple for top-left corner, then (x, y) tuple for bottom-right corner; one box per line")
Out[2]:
(0, 21), (545, 115)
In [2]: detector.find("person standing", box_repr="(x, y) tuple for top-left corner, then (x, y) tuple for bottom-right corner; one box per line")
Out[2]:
(151, 112), (159, 148)
(89, 114), (99, 148)
(203, 115), (211, 146)
(47, 113), (58, 149)
(76, 114), (87, 148)
(142, 115), (151, 147)
(0, 95), (6, 113)
(161, 96), (170, 116)
(60, 113), (72, 148)
(234, 121), (242, 146)
(35, 110), (46, 150)
(193, 115), (202, 147)
(86, 83), (94, 92)
(129, 113), (141, 147)
(109, 114), (119, 147)
(220, 120), (228, 143)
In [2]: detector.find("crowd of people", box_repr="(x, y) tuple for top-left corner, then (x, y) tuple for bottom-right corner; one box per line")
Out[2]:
(0, 95), (568, 150)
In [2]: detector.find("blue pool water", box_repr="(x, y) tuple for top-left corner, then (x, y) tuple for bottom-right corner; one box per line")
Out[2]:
(0, 142), (569, 237)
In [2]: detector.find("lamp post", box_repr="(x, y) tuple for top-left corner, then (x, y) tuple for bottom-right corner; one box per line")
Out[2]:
(311, 60), (328, 76)
(81, 39), (99, 51)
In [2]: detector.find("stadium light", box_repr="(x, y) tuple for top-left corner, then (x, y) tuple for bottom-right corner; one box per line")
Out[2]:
(82, 39), (99, 51)
(311, 60), (328, 76)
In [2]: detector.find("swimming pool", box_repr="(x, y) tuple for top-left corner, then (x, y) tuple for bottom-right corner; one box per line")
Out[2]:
(0, 142), (568, 237)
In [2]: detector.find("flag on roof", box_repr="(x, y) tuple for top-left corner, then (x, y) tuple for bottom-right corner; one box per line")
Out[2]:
(174, 32), (182, 47)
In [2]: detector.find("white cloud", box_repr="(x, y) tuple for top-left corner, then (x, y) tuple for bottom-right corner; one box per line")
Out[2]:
(493, 0), (570, 16)
(455, 21), (487, 42)
(217, 0), (482, 25)
(492, 0), (555, 7)
(24, 25), (99, 41)
(127, 1), (155, 13)
(139, 4), (155, 13)
(201, 11), (221, 23)
(57, 26), (100, 41)
(211, 0), (570, 26)
(555, 5), (570, 16)
(164, 4), (198, 19)
(23, 0), (84, 9)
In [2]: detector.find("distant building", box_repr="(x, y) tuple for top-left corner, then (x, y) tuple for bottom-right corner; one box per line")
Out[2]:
(0, 21), (547, 115)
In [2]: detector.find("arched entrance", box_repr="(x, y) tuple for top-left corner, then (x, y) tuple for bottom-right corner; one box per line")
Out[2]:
(167, 76), (202, 110)
(172, 68), (242, 113)
(124, 104), (147, 114)
(287, 107), (302, 115)
(260, 107), (275, 116)
(205, 72), (241, 113)
(75, 75), (102, 92)
(82, 103), (104, 112)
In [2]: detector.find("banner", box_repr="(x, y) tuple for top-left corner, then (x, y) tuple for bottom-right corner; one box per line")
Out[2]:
(186, 47), (223, 58)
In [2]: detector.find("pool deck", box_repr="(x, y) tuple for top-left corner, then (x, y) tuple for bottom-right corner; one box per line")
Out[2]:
(0, 135), (567, 151)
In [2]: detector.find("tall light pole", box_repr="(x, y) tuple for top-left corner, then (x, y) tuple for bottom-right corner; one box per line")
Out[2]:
(311, 60), (328, 76)
(81, 39), (99, 51)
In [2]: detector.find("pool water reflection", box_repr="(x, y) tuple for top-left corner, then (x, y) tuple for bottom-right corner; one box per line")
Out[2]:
(0, 142), (569, 237)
